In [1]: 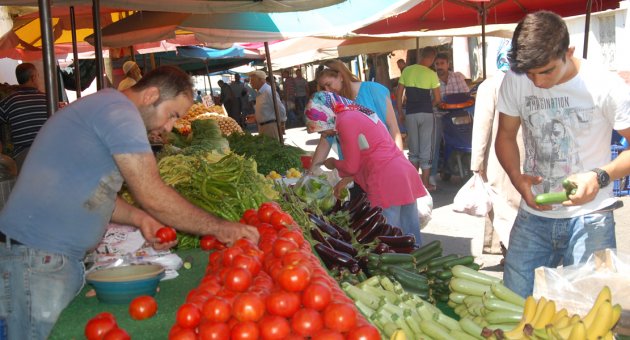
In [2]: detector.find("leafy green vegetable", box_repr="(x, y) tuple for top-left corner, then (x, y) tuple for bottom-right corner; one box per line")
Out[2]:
(226, 133), (304, 175)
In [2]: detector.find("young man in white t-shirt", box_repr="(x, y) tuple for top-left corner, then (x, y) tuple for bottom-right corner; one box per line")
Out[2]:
(495, 10), (630, 298)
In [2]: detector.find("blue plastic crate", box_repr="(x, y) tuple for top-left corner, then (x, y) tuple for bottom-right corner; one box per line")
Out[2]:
(611, 145), (630, 197)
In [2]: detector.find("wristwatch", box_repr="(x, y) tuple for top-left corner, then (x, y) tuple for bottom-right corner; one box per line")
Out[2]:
(591, 168), (610, 188)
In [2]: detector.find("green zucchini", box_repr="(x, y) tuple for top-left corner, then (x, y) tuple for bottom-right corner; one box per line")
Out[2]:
(442, 255), (475, 268)
(427, 254), (459, 268)
(411, 240), (441, 258)
(451, 265), (501, 286)
(414, 246), (443, 267)
(534, 191), (569, 205)
(379, 252), (416, 265)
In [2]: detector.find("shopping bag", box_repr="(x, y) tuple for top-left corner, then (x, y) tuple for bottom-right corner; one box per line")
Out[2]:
(452, 173), (495, 217)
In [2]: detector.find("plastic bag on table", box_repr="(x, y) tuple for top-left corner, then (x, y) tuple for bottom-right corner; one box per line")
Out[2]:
(294, 171), (348, 212)
(417, 188), (433, 229)
(533, 248), (630, 334)
(452, 173), (495, 217)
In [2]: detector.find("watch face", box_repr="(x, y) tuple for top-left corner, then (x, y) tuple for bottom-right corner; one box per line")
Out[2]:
(594, 168), (610, 187)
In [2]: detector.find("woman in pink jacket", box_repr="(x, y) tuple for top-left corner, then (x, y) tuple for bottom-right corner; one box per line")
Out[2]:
(305, 91), (427, 245)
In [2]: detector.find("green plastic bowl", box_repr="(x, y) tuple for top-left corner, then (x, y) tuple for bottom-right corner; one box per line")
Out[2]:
(86, 264), (165, 304)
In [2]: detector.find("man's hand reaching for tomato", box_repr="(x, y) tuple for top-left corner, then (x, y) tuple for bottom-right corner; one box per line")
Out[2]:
(137, 214), (177, 250)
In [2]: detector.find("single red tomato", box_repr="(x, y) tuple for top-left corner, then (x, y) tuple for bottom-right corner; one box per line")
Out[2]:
(258, 205), (279, 223)
(302, 283), (332, 311)
(202, 297), (232, 323)
(281, 250), (305, 267)
(323, 302), (357, 333)
(277, 264), (311, 292)
(223, 267), (252, 292)
(168, 326), (197, 340)
(265, 290), (301, 318)
(232, 254), (262, 276)
(85, 316), (117, 340)
(290, 308), (323, 336)
(246, 216), (261, 227)
(259, 201), (281, 210)
(272, 238), (298, 258)
(93, 312), (116, 322)
(231, 321), (260, 340)
(270, 211), (295, 229)
(277, 229), (303, 246)
(310, 328), (345, 340)
(346, 325), (381, 340)
(198, 321), (230, 340)
(176, 303), (201, 329)
(102, 327), (131, 340)
(222, 247), (244, 267)
(232, 293), (265, 322)
(156, 226), (177, 243)
(200, 235), (225, 251)
(233, 238), (257, 250)
(258, 315), (290, 340)
(128, 295), (158, 320)
(242, 209), (258, 223)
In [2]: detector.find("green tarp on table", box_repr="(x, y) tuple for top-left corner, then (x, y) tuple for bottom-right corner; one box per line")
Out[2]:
(50, 249), (208, 340)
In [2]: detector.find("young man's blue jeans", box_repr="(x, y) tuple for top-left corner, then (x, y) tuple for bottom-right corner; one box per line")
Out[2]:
(0, 243), (84, 339)
(503, 208), (616, 298)
(382, 201), (422, 247)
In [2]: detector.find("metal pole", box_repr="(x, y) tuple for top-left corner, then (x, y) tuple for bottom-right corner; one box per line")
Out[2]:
(69, 6), (81, 98)
(583, 0), (593, 58)
(92, 0), (105, 90)
(264, 41), (284, 144)
(205, 61), (214, 97)
(481, 3), (487, 80)
(38, 0), (58, 116)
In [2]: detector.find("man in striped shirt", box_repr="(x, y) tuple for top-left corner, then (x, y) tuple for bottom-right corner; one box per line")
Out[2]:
(0, 63), (48, 171)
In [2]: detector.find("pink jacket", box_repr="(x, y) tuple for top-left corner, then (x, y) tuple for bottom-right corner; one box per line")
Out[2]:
(333, 109), (426, 209)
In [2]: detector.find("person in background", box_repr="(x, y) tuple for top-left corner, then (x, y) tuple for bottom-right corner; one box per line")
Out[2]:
(281, 69), (297, 124)
(195, 90), (203, 103)
(397, 58), (407, 73)
(242, 78), (257, 118)
(218, 79), (238, 123)
(306, 91), (426, 245)
(117, 60), (142, 91)
(0, 66), (258, 340)
(249, 70), (286, 139)
(293, 69), (309, 123)
(495, 11), (630, 297)
(396, 46), (441, 191)
(230, 74), (247, 127)
(0, 63), (48, 171)
(470, 40), (522, 259)
(311, 59), (404, 196)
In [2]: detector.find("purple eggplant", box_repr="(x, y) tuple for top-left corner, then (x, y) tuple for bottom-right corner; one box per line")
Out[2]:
(377, 234), (417, 248)
(374, 242), (391, 254)
(357, 222), (386, 244)
(391, 226), (403, 236)
(329, 222), (352, 242)
(314, 243), (358, 270)
(388, 246), (416, 254)
(325, 237), (358, 257)
(308, 213), (341, 239)
(310, 228), (332, 248)
(349, 206), (383, 231)
(346, 192), (367, 213)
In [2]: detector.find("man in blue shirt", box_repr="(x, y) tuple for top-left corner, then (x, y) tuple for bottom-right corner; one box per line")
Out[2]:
(0, 66), (258, 339)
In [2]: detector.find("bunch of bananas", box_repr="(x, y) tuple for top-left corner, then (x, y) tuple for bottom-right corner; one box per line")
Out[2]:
(500, 286), (621, 340)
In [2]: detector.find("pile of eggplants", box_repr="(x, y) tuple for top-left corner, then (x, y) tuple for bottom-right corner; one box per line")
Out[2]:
(310, 192), (418, 276)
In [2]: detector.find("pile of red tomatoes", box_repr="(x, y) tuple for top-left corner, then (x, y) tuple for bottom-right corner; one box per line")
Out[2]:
(169, 202), (379, 339)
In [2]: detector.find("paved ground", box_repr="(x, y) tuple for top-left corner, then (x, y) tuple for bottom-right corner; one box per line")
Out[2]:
(282, 126), (630, 279)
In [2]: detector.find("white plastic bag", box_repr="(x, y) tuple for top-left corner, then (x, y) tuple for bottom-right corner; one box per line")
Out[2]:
(417, 189), (433, 229)
(452, 173), (495, 217)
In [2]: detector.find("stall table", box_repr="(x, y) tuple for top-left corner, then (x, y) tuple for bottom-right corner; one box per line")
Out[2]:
(50, 249), (208, 339)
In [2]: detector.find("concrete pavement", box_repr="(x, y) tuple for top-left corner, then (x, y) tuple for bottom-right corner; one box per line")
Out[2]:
(282, 126), (630, 279)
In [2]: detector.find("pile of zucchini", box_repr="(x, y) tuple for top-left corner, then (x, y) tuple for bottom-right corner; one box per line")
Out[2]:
(365, 240), (479, 303)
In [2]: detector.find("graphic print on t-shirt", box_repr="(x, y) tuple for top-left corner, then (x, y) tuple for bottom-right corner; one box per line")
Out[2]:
(522, 95), (590, 193)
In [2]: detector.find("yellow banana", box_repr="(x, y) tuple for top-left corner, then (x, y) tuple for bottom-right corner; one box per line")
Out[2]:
(600, 331), (614, 340)
(567, 321), (586, 340)
(545, 324), (563, 340)
(532, 299), (556, 329)
(502, 296), (537, 339)
(551, 308), (568, 324)
(552, 315), (570, 329)
(586, 300), (613, 340)
(569, 314), (582, 325)
(389, 329), (406, 340)
(608, 303), (622, 330)
(581, 287), (611, 331)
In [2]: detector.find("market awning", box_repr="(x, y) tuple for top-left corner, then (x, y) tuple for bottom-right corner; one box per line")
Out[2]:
(87, 0), (423, 47)
(0, 0), (346, 14)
